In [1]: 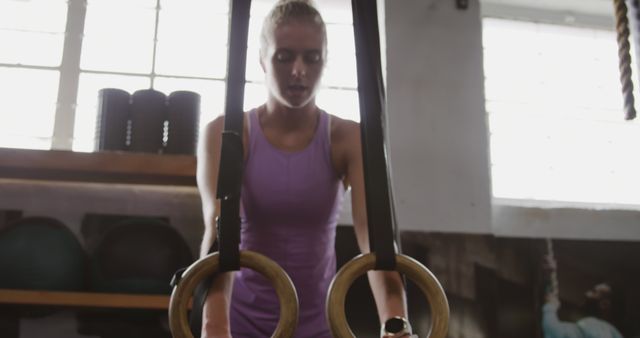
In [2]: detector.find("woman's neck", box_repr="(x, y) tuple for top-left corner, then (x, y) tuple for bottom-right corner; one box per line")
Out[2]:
(262, 99), (319, 131)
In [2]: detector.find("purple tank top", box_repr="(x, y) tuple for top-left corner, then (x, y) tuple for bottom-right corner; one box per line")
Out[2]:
(229, 109), (345, 338)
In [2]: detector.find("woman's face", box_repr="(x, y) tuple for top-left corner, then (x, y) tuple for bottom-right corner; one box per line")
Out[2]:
(261, 19), (326, 109)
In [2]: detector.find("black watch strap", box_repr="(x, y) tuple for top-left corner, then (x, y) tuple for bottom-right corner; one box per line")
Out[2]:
(381, 316), (412, 337)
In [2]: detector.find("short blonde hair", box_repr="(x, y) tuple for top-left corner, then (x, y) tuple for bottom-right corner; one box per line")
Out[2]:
(259, 0), (327, 58)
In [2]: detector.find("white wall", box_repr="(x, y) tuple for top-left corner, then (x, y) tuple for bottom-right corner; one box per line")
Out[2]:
(384, 0), (492, 233)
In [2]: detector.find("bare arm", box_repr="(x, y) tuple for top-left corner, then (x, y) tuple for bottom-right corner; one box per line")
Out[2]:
(539, 255), (583, 338)
(340, 121), (408, 326)
(541, 300), (584, 338)
(196, 117), (234, 338)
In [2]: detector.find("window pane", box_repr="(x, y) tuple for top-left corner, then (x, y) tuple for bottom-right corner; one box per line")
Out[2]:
(248, 1), (269, 47)
(153, 76), (225, 128)
(323, 24), (357, 89)
(323, 52), (357, 89)
(0, 0), (67, 33)
(245, 46), (264, 83)
(155, 8), (228, 78)
(246, 1), (271, 82)
(250, 1), (272, 19)
(161, 0), (229, 15)
(316, 0), (353, 24)
(81, 1), (157, 73)
(0, 0), (67, 67)
(316, 88), (359, 122)
(483, 18), (640, 206)
(0, 30), (65, 66)
(72, 73), (150, 152)
(87, 0), (157, 8)
(0, 67), (59, 150)
(246, 1), (270, 83)
(326, 23), (355, 56)
(244, 82), (267, 111)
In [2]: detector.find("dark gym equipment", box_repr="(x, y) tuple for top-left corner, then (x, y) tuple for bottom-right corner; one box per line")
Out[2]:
(89, 218), (193, 295)
(215, 0), (251, 273)
(79, 217), (193, 338)
(95, 88), (131, 151)
(0, 216), (87, 327)
(0, 216), (86, 292)
(129, 89), (167, 153)
(166, 91), (201, 155)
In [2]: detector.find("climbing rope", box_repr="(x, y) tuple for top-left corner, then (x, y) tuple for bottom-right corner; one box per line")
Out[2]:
(613, 0), (636, 120)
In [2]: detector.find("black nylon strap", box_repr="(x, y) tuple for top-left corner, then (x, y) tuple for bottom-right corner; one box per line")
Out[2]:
(352, 0), (397, 270)
(216, 0), (251, 272)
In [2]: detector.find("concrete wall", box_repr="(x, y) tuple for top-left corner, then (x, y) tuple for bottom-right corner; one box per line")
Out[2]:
(384, 0), (492, 233)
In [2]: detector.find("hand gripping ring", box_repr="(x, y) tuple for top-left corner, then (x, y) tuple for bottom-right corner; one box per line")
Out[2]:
(326, 253), (449, 338)
(169, 250), (299, 338)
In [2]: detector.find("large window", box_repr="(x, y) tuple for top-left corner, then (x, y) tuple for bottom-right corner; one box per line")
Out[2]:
(483, 18), (640, 206)
(0, 0), (67, 150)
(73, 0), (230, 151)
(0, 0), (359, 152)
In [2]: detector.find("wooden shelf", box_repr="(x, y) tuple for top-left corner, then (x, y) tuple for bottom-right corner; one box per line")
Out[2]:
(0, 289), (176, 310)
(0, 148), (197, 186)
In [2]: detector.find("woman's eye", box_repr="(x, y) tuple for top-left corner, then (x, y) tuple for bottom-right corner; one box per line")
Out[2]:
(275, 51), (293, 62)
(304, 51), (322, 63)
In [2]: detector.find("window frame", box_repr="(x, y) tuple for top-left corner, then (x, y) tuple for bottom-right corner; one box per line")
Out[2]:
(482, 3), (640, 240)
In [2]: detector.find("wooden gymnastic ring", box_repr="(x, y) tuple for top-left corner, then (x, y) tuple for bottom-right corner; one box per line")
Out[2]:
(169, 250), (299, 338)
(326, 253), (449, 338)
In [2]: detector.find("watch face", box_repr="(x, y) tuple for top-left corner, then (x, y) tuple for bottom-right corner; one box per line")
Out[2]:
(385, 317), (406, 333)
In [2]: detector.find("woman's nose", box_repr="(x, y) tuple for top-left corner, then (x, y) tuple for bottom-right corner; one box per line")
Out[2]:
(291, 56), (306, 78)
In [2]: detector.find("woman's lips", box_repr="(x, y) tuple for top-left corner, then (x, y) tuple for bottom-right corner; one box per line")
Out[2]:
(287, 84), (308, 95)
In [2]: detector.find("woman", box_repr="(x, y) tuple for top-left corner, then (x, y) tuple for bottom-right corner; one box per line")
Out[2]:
(197, 1), (408, 337)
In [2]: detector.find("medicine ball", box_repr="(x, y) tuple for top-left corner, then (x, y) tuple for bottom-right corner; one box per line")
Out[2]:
(89, 218), (193, 295)
(0, 216), (86, 292)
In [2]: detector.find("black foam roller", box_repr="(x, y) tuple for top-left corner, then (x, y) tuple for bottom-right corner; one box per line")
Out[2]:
(166, 91), (201, 155)
(95, 88), (130, 151)
(129, 89), (167, 153)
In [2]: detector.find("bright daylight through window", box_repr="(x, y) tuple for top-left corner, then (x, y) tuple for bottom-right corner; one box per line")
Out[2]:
(483, 18), (640, 206)
(0, 0), (359, 152)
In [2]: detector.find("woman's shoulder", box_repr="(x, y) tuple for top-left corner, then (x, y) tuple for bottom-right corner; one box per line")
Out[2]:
(328, 113), (360, 147)
(200, 112), (252, 154)
(202, 112), (252, 135)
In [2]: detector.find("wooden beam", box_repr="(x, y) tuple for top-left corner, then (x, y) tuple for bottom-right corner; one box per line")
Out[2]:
(0, 289), (180, 310)
(0, 148), (196, 186)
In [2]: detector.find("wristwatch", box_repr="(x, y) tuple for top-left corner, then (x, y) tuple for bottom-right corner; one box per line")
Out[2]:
(380, 316), (413, 337)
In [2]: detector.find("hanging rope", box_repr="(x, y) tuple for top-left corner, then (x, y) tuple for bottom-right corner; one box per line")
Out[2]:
(545, 238), (559, 298)
(613, 0), (637, 120)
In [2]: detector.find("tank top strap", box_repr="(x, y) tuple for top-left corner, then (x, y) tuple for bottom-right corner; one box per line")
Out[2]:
(246, 108), (260, 156)
(316, 109), (331, 155)
(248, 108), (258, 134)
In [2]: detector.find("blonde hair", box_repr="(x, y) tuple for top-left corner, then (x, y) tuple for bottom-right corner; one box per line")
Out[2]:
(259, 0), (327, 58)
